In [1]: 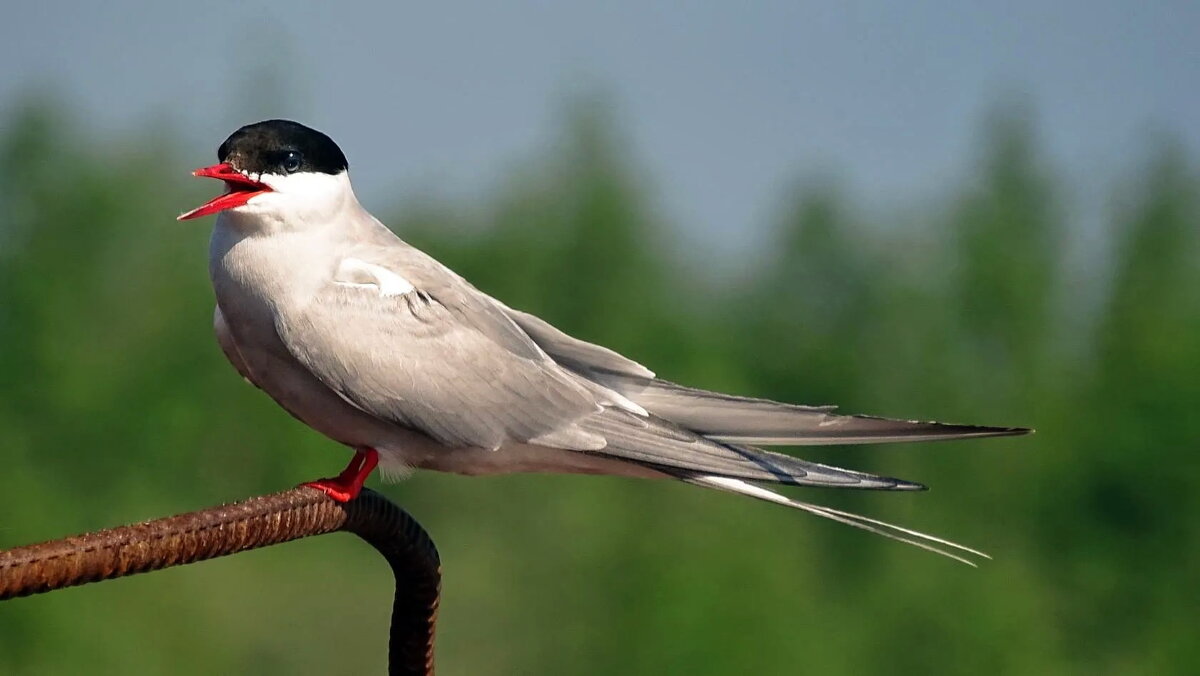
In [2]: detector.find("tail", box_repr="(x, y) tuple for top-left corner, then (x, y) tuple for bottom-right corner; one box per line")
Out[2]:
(576, 407), (1017, 565)
(503, 303), (1024, 563)
(580, 409), (931, 489)
(676, 473), (990, 566)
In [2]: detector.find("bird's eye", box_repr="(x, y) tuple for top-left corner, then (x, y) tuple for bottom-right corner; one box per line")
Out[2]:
(281, 151), (303, 173)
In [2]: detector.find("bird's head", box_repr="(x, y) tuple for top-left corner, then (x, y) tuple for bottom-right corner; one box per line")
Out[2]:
(178, 119), (353, 228)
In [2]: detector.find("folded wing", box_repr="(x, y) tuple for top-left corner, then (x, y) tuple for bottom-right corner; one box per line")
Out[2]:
(275, 251), (609, 451)
(502, 305), (1030, 445)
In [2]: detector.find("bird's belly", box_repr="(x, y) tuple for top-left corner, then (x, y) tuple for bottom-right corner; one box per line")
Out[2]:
(408, 442), (670, 479)
(218, 303), (381, 438)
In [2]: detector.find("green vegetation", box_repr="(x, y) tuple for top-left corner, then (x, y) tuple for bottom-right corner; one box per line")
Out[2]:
(1, 95), (1196, 674)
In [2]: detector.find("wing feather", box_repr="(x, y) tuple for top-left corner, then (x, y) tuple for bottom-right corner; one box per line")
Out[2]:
(579, 409), (924, 490)
(275, 251), (604, 450)
(499, 303), (1030, 445)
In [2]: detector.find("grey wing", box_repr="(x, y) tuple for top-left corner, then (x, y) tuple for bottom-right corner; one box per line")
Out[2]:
(622, 380), (1029, 444)
(501, 305), (655, 381)
(502, 306), (1029, 445)
(275, 265), (607, 451)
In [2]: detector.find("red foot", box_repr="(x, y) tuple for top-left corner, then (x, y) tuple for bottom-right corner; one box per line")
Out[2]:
(302, 447), (379, 502)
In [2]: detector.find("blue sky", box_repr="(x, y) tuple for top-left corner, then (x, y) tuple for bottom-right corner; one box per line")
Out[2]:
(1, 1), (1196, 250)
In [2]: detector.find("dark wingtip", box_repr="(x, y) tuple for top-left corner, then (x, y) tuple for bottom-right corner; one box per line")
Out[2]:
(989, 426), (1034, 437)
(920, 422), (1034, 440)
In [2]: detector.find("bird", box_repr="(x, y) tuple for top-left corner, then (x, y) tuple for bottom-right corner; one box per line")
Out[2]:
(180, 119), (1029, 565)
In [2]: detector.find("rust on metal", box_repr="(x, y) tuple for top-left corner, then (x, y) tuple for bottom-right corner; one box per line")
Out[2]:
(0, 487), (440, 676)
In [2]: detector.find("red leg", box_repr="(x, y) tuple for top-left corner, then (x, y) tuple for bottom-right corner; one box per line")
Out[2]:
(302, 447), (379, 502)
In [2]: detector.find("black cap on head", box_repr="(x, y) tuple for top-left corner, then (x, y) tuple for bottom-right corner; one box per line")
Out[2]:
(218, 120), (348, 176)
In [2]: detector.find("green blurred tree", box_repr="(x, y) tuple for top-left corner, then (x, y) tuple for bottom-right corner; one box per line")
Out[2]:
(742, 180), (881, 406)
(1, 94), (1197, 676)
(1050, 145), (1200, 672)
(948, 103), (1063, 409)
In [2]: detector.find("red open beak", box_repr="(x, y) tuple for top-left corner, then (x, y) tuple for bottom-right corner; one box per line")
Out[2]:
(177, 163), (272, 221)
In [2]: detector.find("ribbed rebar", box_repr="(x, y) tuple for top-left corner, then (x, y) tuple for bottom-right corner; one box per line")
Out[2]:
(0, 486), (440, 676)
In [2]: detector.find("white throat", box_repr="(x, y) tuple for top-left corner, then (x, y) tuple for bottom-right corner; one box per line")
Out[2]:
(223, 170), (359, 234)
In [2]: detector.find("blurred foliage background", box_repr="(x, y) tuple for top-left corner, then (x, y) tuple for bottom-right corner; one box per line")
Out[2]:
(0, 92), (1198, 675)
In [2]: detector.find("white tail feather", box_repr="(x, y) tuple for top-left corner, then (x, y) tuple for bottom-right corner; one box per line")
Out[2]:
(688, 475), (989, 566)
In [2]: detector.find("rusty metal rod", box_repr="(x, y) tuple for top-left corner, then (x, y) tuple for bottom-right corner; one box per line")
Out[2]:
(0, 486), (440, 676)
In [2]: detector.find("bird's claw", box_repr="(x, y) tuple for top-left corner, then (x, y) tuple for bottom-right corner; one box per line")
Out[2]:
(300, 447), (379, 503)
